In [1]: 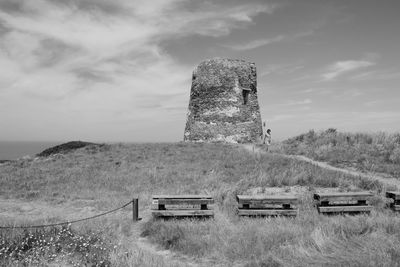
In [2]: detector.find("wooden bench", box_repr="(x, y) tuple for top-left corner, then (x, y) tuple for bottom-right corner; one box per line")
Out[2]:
(386, 191), (400, 211)
(151, 195), (214, 218)
(237, 195), (298, 217)
(314, 192), (373, 214)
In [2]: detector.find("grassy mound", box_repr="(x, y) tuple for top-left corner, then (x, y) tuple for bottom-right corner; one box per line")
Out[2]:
(36, 141), (100, 157)
(0, 142), (385, 201)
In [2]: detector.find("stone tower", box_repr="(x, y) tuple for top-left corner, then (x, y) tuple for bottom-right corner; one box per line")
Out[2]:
(184, 58), (262, 143)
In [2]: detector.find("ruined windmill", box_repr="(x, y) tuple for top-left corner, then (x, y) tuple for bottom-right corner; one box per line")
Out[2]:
(184, 58), (263, 143)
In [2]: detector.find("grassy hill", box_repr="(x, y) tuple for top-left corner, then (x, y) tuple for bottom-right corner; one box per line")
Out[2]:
(1, 140), (400, 266)
(281, 129), (400, 177)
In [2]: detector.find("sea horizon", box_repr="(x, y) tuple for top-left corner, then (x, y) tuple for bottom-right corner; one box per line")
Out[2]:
(0, 140), (157, 161)
(0, 141), (61, 161)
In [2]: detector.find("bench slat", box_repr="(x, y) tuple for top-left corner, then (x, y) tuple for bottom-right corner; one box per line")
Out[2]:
(238, 209), (298, 216)
(319, 197), (370, 203)
(154, 199), (214, 205)
(237, 195), (297, 201)
(151, 204), (214, 210)
(320, 200), (368, 206)
(237, 199), (298, 205)
(318, 205), (372, 213)
(238, 203), (295, 209)
(237, 195), (298, 205)
(386, 192), (400, 200)
(314, 192), (372, 201)
(392, 205), (400, 211)
(153, 195), (212, 199)
(152, 210), (214, 217)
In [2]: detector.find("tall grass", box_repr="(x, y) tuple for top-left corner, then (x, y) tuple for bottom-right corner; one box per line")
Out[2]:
(142, 208), (400, 266)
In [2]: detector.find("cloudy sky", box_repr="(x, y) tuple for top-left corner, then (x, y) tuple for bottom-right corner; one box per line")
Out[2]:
(0, 0), (399, 142)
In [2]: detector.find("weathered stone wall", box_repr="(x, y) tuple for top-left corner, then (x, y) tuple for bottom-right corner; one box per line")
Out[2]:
(184, 58), (262, 143)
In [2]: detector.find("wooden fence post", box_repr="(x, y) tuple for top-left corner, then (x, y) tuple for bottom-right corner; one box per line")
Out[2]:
(132, 198), (140, 221)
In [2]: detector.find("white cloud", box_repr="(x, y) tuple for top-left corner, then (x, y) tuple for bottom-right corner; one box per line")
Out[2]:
(299, 88), (319, 94)
(364, 100), (382, 107)
(0, 0), (273, 141)
(260, 63), (304, 77)
(350, 69), (400, 81)
(225, 35), (285, 51)
(285, 99), (312, 105)
(224, 30), (314, 51)
(322, 59), (375, 81)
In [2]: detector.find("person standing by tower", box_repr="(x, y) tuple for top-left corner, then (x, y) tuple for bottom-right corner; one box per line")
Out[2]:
(265, 129), (271, 151)
(262, 121), (271, 150)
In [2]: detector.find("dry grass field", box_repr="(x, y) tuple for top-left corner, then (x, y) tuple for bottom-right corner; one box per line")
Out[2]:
(1, 133), (400, 266)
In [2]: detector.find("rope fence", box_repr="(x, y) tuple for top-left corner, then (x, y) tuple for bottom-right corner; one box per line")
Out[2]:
(0, 198), (140, 230)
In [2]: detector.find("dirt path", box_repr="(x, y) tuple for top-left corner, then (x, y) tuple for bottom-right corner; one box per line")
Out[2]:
(128, 209), (203, 267)
(242, 144), (400, 190)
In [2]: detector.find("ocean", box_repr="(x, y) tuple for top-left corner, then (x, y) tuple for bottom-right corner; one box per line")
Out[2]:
(0, 141), (60, 161)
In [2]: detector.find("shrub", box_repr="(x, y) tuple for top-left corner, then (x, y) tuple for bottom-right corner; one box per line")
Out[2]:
(0, 226), (111, 266)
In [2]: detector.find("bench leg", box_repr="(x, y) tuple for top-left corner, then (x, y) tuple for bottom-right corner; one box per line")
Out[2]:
(357, 200), (367, 205)
(320, 201), (329, 206)
(242, 204), (250, 209)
